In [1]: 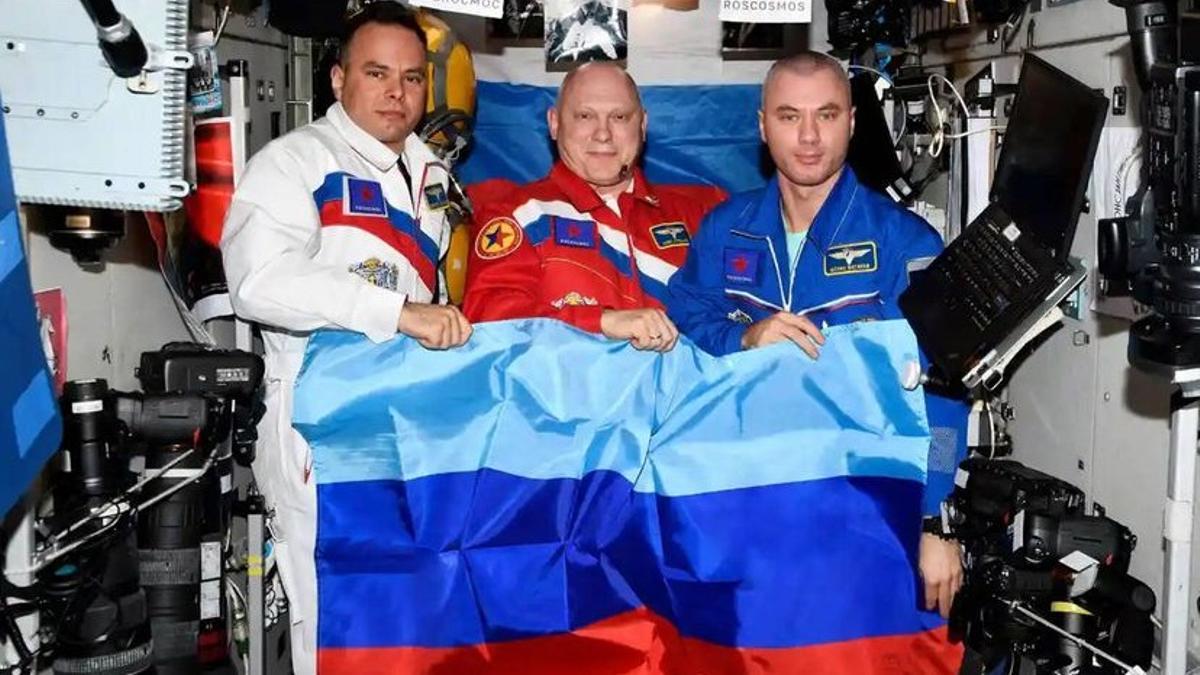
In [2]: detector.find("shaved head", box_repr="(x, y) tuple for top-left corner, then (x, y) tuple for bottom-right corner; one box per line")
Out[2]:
(759, 50), (855, 193)
(762, 51), (850, 108)
(557, 62), (642, 110)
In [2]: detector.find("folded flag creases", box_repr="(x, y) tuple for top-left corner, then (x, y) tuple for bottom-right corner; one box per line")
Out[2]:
(294, 319), (962, 674)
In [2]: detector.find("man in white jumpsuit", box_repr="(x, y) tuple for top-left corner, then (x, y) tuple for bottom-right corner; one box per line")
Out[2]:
(220, 5), (472, 673)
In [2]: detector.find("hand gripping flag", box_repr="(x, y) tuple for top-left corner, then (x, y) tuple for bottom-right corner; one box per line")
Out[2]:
(294, 319), (962, 674)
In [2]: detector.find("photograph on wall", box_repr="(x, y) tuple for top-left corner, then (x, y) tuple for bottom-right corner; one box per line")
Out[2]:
(720, 22), (806, 60)
(544, 0), (627, 71)
(487, 0), (546, 45)
(631, 0), (698, 10)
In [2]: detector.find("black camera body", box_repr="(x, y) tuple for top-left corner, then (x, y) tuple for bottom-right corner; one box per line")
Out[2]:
(945, 458), (1155, 674)
(33, 344), (264, 675)
(825, 0), (909, 56)
(135, 342), (266, 467)
(137, 342), (264, 399)
(1098, 1), (1200, 369)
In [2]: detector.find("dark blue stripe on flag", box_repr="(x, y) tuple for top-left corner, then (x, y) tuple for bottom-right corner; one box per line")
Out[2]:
(317, 470), (928, 650)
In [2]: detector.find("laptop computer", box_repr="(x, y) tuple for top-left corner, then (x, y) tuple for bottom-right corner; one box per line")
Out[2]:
(899, 54), (1108, 390)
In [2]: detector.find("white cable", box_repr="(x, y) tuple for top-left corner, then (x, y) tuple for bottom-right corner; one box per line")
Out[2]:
(927, 77), (946, 158)
(1007, 601), (1136, 673)
(226, 574), (247, 608)
(930, 73), (970, 120)
(844, 64), (906, 145)
(44, 448), (198, 553)
(985, 399), (998, 459)
(213, 2), (232, 45)
(847, 64), (892, 83)
(946, 126), (1007, 139)
(1113, 140), (1144, 215)
(36, 451), (211, 571)
(138, 455), (215, 511)
(926, 74), (976, 159)
(34, 501), (132, 570)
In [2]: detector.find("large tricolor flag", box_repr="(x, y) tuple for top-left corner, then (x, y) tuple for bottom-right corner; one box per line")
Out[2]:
(295, 319), (961, 674)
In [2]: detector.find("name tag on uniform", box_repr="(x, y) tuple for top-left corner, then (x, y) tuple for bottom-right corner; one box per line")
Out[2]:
(555, 218), (597, 248)
(650, 222), (691, 249)
(424, 184), (450, 211)
(723, 248), (761, 285)
(345, 177), (388, 217)
(824, 241), (878, 276)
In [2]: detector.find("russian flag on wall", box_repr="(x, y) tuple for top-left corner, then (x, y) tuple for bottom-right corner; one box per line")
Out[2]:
(457, 76), (769, 194)
(295, 319), (961, 674)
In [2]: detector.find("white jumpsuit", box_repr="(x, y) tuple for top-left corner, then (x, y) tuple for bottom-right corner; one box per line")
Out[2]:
(220, 102), (451, 675)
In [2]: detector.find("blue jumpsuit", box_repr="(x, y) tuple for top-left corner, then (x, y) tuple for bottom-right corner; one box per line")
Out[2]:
(666, 166), (967, 517)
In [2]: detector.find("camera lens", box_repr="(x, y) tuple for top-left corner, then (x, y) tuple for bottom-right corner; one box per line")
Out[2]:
(61, 380), (121, 499)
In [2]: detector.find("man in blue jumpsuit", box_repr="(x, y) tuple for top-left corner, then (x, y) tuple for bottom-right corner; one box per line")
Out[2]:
(667, 51), (968, 625)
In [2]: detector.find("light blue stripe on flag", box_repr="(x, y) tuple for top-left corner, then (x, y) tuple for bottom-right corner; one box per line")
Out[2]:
(294, 319), (929, 497)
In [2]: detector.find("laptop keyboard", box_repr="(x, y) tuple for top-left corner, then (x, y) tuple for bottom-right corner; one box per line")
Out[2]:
(934, 215), (1044, 332)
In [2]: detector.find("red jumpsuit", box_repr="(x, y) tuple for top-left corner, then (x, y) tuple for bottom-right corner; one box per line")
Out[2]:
(464, 162), (724, 330)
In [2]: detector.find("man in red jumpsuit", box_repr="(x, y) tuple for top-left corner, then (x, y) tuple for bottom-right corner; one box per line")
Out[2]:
(463, 63), (724, 351)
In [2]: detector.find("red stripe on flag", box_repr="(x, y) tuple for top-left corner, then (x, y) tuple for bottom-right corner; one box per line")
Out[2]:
(317, 606), (962, 674)
(318, 200), (436, 293)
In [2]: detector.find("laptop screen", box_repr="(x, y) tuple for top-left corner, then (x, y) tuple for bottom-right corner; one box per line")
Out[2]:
(990, 54), (1108, 262)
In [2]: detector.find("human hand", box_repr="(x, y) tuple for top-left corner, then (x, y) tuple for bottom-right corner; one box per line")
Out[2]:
(919, 532), (963, 619)
(599, 308), (679, 352)
(740, 312), (825, 358)
(397, 303), (473, 350)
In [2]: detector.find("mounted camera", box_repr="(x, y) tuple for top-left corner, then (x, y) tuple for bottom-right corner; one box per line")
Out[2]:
(944, 458), (1156, 674)
(1, 344), (263, 674)
(1096, 0), (1200, 368)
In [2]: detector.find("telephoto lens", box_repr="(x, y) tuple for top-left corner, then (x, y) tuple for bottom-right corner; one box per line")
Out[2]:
(48, 380), (155, 674)
(60, 380), (122, 499)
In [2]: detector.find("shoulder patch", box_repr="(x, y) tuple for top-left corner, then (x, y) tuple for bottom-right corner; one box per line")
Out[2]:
(649, 222), (691, 249)
(824, 241), (878, 276)
(475, 217), (523, 260)
(554, 218), (597, 248)
(345, 177), (387, 217)
(723, 248), (761, 285)
(423, 184), (449, 211)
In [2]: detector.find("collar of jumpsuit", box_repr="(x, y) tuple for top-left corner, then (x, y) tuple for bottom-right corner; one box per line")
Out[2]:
(547, 161), (662, 218)
(739, 165), (862, 299)
(325, 101), (430, 195)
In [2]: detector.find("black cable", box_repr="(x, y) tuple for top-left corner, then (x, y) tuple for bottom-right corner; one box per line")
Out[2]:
(77, 0), (120, 28)
(75, 0), (148, 77)
(0, 549), (34, 668)
(0, 584), (33, 667)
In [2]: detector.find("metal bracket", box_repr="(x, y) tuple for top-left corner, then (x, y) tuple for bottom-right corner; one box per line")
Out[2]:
(146, 47), (194, 72)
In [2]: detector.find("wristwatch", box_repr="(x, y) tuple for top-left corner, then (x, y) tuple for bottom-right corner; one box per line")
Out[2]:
(921, 515), (951, 538)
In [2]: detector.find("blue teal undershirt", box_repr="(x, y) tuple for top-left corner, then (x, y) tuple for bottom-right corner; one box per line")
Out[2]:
(785, 230), (808, 270)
